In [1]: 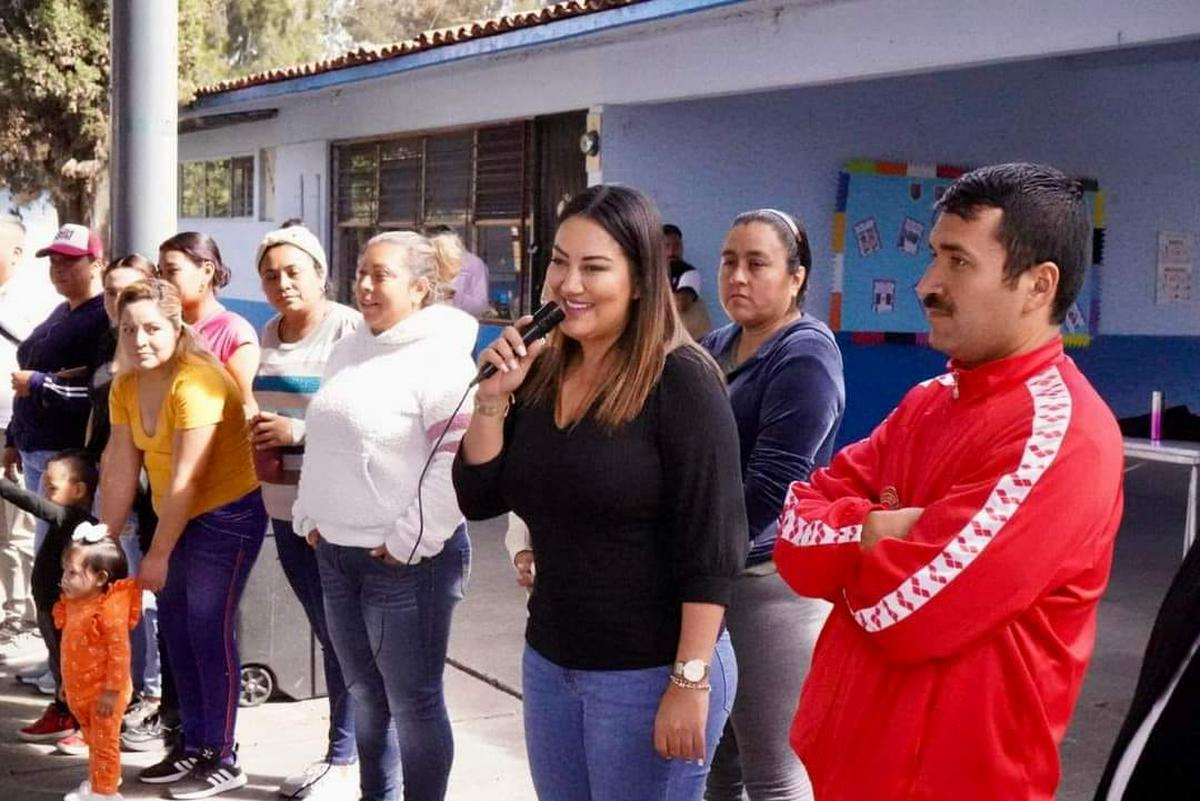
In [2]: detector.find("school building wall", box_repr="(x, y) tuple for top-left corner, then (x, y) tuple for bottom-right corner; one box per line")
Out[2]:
(599, 46), (1200, 442)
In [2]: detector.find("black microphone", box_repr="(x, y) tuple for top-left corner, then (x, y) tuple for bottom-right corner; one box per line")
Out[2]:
(471, 301), (566, 386)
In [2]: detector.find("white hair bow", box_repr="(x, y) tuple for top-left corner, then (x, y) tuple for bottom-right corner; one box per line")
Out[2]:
(72, 522), (109, 544)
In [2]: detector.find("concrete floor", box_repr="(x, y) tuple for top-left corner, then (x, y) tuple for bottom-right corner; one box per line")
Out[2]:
(0, 459), (1189, 799)
(0, 514), (534, 801)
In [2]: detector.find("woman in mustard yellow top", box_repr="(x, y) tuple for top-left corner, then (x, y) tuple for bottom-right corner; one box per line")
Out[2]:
(99, 278), (264, 797)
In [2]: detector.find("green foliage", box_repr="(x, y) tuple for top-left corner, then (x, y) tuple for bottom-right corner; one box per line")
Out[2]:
(0, 0), (110, 218)
(0, 0), (331, 218)
(339, 0), (550, 46)
(223, 0), (330, 75)
(0, 0), (554, 218)
(179, 0), (229, 101)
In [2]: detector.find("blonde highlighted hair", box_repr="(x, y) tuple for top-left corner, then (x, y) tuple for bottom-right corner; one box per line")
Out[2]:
(521, 184), (714, 430)
(359, 231), (461, 307)
(115, 279), (221, 372)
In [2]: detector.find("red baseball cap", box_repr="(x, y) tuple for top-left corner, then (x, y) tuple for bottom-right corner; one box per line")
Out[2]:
(36, 224), (104, 260)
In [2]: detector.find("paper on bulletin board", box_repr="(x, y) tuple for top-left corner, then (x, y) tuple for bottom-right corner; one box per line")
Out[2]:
(1156, 231), (1194, 304)
(836, 170), (1100, 334)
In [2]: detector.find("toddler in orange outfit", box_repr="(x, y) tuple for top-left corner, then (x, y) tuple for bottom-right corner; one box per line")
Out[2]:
(55, 523), (140, 801)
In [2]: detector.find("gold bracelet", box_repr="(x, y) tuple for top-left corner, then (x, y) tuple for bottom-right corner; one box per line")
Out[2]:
(474, 394), (511, 417)
(669, 674), (712, 692)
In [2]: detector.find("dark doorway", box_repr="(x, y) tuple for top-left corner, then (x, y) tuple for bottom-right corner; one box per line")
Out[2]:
(531, 111), (587, 309)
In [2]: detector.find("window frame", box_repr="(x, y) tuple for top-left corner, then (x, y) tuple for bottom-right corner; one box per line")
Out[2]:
(330, 120), (532, 320)
(177, 154), (257, 219)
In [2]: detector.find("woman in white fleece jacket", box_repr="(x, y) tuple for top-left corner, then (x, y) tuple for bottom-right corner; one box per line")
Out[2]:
(292, 231), (476, 801)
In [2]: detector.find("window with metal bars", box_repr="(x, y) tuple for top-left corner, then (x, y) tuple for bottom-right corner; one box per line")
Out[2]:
(332, 122), (531, 320)
(178, 155), (255, 218)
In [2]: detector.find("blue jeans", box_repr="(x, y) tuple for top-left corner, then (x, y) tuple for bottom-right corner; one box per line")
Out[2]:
(19, 449), (56, 552)
(157, 490), (266, 762)
(118, 525), (162, 698)
(272, 518), (356, 765)
(523, 632), (737, 801)
(317, 525), (470, 801)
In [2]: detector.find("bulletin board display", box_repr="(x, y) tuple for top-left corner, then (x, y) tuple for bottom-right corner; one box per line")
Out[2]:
(829, 159), (1105, 348)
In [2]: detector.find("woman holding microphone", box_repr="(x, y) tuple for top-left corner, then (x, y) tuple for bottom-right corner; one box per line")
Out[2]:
(453, 184), (747, 801)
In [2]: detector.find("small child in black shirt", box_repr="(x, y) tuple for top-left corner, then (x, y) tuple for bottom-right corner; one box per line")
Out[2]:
(7, 449), (99, 745)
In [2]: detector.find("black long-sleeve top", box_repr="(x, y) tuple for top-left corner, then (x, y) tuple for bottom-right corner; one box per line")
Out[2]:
(85, 328), (117, 457)
(0, 478), (96, 611)
(6, 295), (107, 451)
(453, 347), (748, 670)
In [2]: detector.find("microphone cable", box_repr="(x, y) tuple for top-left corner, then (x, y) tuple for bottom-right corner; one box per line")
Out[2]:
(406, 300), (561, 564)
(404, 382), (474, 566)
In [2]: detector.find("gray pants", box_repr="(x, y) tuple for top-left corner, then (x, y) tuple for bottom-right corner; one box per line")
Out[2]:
(0, 495), (37, 624)
(705, 566), (831, 801)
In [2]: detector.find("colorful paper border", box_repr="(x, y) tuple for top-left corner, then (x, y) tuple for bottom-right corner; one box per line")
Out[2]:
(830, 159), (1104, 349)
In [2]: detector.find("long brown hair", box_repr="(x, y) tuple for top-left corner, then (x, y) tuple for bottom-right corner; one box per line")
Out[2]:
(115, 278), (220, 371)
(522, 184), (708, 429)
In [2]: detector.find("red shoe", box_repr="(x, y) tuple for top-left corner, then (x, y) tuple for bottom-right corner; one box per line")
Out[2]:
(18, 703), (77, 742)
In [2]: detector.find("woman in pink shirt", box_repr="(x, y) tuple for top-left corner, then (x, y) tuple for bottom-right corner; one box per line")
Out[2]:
(159, 232), (260, 409)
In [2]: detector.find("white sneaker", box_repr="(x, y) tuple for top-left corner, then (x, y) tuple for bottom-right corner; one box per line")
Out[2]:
(16, 660), (48, 683)
(65, 779), (122, 801)
(63, 778), (89, 801)
(35, 669), (57, 696)
(65, 778), (124, 799)
(278, 760), (356, 799)
(0, 627), (45, 666)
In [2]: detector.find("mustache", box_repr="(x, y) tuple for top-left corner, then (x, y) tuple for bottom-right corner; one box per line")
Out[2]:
(922, 293), (953, 314)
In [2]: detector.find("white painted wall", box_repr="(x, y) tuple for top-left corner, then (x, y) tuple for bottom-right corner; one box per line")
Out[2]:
(178, 0), (1200, 311)
(600, 48), (1200, 337)
(186, 0), (1200, 129)
(177, 135), (329, 305)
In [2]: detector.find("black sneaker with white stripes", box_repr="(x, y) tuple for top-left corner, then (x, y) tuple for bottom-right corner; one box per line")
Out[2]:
(168, 748), (248, 799)
(139, 744), (197, 784)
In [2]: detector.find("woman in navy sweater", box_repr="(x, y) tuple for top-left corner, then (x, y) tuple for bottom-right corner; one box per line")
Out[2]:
(701, 209), (845, 801)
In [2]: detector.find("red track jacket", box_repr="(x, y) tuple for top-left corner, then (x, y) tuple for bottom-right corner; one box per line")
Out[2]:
(775, 338), (1124, 801)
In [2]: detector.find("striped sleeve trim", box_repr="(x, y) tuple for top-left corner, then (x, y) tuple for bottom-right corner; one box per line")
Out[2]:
(41, 377), (91, 399)
(778, 482), (864, 547)
(252, 374), (322, 394)
(425, 414), (472, 444)
(850, 365), (1072, 634)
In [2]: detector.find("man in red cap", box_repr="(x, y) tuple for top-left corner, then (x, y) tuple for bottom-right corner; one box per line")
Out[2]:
(4, 222), (106, 526)
(34, 223), (104, 302)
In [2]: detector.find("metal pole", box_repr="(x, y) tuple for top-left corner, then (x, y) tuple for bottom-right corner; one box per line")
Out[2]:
(110, 0), (178, 259)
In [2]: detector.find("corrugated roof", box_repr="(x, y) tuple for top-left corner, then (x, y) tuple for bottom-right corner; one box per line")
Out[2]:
(194, 0), (648, 98)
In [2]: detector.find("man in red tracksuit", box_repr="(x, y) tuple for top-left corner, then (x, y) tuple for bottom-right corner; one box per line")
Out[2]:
(775, 162), (1124, 801)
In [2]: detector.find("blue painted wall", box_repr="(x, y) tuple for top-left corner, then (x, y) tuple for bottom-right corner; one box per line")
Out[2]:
(835, 334), (1200, 446)
(222, 297), (276, 332)
(601, 45), (1200, 439)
